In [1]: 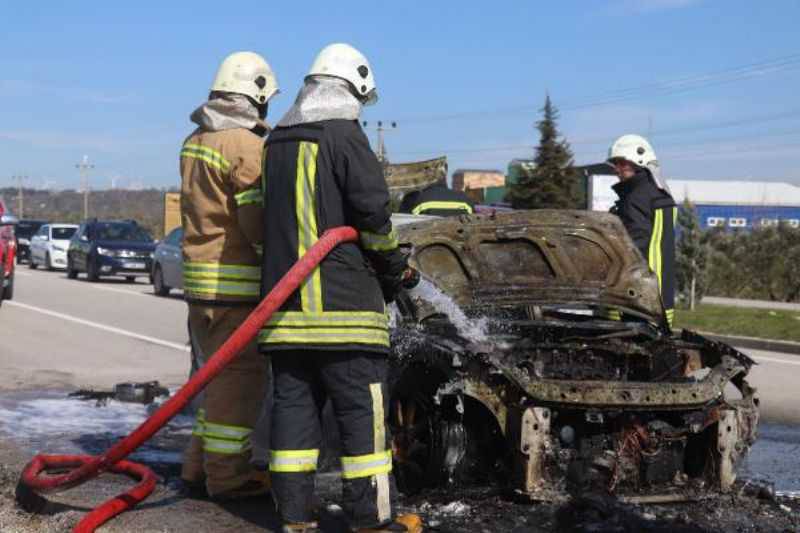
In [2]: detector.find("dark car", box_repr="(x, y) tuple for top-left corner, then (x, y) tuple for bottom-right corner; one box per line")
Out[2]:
(0, 197), (18, 305)
(15, 219), (47, 264)
(67, 219), (156, 282)
(151, 226), (183, 296)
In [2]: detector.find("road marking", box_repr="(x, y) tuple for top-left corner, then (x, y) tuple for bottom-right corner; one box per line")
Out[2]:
(752, 355), (800, 367)
(5, 301), (190, 352)
(91, 285), (151, 298)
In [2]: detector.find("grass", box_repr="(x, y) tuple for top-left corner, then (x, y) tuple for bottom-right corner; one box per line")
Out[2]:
(675, 304), (800, 343)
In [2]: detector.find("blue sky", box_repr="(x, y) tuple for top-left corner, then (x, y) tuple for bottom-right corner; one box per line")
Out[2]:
(1, 0), (799, 190)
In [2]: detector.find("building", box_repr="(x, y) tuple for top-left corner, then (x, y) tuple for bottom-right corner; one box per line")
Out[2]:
(451, 168), (506, 204)
(584, 166), (800, 230)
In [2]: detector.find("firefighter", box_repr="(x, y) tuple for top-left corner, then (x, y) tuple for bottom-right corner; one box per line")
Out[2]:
(258, 43), (422, 532)
(179, 51), (278, 499)
(607, 134), (677, 327)
(398, 179), (475, 217)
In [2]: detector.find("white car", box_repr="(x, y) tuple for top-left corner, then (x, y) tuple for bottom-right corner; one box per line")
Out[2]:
(29, 224), (79, 270)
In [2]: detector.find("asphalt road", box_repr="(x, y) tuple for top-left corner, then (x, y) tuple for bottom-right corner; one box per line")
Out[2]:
(0, 267), (190, 391)
(0, 267), (798, 425)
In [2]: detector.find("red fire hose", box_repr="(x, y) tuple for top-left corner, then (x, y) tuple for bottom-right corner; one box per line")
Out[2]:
(16, 226), (359, 533)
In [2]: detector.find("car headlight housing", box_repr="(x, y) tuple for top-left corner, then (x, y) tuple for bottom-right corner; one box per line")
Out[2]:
(97, 247), (115, 256)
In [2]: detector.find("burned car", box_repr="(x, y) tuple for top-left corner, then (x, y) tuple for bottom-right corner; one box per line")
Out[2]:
(387, 209), (758, 503)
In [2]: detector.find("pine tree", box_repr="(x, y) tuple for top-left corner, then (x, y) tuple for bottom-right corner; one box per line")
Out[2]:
(508, 95), (584, 209)
(675, 199), (708, 309)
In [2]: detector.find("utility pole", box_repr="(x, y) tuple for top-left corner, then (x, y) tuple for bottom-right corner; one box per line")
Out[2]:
(362, 120), (397, 164)
(75, 155), (95, 220)
(11, 175), (27, 218)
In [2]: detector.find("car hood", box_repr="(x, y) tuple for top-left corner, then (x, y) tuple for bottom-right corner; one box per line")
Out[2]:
(396, 209), (665, 323)
(95, 240), (155, 251)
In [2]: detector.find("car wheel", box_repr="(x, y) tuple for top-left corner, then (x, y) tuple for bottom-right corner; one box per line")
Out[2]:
(66, 258), (78, 279)
(29, 256), (38, 269)
(4, 272), (14, 300)
(87, 258), (100, 282)
(45, 252), (54, 271)
(153, 265), (171, 296)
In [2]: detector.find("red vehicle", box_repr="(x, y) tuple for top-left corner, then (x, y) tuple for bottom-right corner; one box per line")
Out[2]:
(0, 196), (18, 305)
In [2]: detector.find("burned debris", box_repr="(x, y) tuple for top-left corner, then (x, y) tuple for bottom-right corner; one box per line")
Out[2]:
(69, 381), (170, 405)
(387, 210), (759, 502)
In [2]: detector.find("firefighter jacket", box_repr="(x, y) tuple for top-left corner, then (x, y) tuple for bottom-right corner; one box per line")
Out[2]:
(180, 126), (265, 304)
(258, 119), (407, 354)
(611, 169), (677, 326)
(399, 182), (475, 216)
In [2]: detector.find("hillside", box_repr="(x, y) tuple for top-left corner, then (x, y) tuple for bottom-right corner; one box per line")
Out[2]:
(0, 188), (176, 238)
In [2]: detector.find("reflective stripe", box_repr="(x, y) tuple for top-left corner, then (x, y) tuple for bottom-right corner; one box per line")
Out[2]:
(411, 201), (473, 215)
(648, 209), (664, 293)
(600, 309), (622, 321)
(258, 328), (390, 346)
(234, 188), (263, 207)
(370, 383), (385, 452)
(270, 449), (319, 473)
(360, 229), (399, 252)
(183, 261), (261, 298)
(666, 308), (675, 327)
(192, 408), (206, 437)
(183, 262), (261, 280)
(295, 141), (323, 313)
(181, 143), (231, 172)
(203, 437), (249, 455)
(340, 450), (392, 480)
(203, 421), (251, 441)
(184, 279), (260, 297)
(265, 311), (388, 329)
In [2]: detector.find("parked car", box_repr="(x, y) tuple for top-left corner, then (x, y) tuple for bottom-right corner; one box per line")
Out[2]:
(0, 197), (18, 305)
(14, 219), (47, 264)
(152, 226), (183, 296)
(67, 219), (156, 282)
(29, 224), (79, 270)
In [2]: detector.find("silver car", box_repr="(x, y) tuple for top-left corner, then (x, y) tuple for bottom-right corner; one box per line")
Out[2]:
(151, 227), (183, 296)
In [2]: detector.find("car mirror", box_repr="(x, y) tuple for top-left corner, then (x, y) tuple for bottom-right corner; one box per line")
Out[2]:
(0, 214), (19, 226)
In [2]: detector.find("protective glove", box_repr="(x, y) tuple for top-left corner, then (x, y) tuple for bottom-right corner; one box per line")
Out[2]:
(379, 267), (419, 303)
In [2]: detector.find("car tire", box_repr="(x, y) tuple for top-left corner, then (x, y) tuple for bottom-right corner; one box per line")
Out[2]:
(87, 259), (100, 282)
(153, 265), (171, 296)
(29, 256), (38, 269)
(4, 272), (14, 300)
(66, 258), (78, 279)
(45, 252), (53, 271)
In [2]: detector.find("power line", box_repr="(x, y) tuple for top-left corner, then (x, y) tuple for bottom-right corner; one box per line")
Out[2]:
(395, 52), (800, 125)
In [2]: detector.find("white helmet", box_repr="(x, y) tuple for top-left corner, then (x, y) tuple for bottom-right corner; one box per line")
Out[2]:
(211, 51), (279, 105)
(608, 134), (657, 168)
(608, 134), (669, 192)
(307, 43), (377, 105)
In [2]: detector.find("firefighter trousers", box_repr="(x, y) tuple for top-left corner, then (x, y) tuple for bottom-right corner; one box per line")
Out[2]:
(181, 303), (269, 496)
(269, 350), (397, 528)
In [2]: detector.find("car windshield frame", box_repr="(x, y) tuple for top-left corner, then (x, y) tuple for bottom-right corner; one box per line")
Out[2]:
(94, 222), (153, 243)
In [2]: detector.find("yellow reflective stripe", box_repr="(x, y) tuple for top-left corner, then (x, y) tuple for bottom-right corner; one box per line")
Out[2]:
(181, 143), (231, 171)
(370, 383), (385, 452)
(265, 311), (388, 329)
(234, 188), (263, 207)
(270, 449), (319, 473)
(600, 309), (622, 321)
(360, 228), (399, 252)
(340, 450), (392, 480)
(203, 421), (251, 441)
(183, 262), (261, 280)
(184, 279), (260, 297)
(648, 209), (664, 292)
(192, 408), (206, 437)
(665, 308), (675, 327)
(296, 141), (323, 313)
(411, 201), (473, 215)
(258, 327), (390, 346)
(203, 437), (249, 455)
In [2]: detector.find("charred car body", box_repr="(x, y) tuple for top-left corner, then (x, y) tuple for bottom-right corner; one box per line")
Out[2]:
(388, 210), (758, 503)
